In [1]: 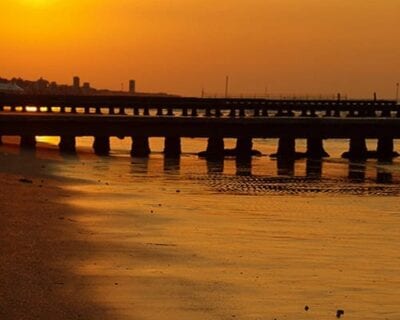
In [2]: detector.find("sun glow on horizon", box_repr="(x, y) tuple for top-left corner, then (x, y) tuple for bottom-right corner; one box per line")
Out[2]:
(22, 0), (54, 5)
(1, 0), (400, 97)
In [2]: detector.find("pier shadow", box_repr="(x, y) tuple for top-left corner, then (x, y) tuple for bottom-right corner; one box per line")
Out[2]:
(130, 157), (150, 175)
(235, 157), (252, 176)
(206, 159), (224, 174)
(164, 157), (181, 174)
(305, 159), (323, 180)
(376, 161), (393, 184)
(348, 161), (367, 183)
(59, 151), (80, 161)
(276, 158), (295, 176)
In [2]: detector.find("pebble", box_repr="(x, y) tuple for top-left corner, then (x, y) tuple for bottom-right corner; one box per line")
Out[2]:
(336, 309), (344, 318)
(19, 178), (33, 184)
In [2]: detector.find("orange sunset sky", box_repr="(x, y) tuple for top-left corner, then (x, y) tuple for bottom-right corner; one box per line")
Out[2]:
(0, 0), (399, 97)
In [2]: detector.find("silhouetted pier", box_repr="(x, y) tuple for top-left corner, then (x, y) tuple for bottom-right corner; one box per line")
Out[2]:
(0, 94), (399, 160)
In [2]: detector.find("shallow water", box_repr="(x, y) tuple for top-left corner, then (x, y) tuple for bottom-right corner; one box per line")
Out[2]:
(1, 137), (400, 319)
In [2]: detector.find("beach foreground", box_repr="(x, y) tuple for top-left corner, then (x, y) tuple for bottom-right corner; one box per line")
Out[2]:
(0, 171), (114, 319)
(1, 142), (400, 319)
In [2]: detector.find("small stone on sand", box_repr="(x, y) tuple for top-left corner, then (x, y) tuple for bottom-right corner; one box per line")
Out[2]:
(19, 178), (33, 184)
(336, 309), (344, 318)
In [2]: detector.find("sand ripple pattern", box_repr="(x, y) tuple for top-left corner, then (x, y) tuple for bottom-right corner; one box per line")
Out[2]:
(190, 174), (400, 196)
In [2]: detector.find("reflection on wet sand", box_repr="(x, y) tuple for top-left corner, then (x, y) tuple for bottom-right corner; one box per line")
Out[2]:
(206, 159), (224, 174)
(348, 161), (367, 182)
(306, 159), (323, 179)
(190, 157), (400, 196)
(277, 158), (295, 176)
(163, 157), (181, 173)
(235, 158), (252, 176)
(376, 162), (393, 184)
(130, 157), (150, 175)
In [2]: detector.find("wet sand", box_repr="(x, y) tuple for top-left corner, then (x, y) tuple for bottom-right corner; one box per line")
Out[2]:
(1, 138), (400, 319)
(68, 189), (400, 320)
(0, 172), (113, 319)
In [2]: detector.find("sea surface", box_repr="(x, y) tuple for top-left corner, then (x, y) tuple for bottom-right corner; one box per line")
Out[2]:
(1, 137), (400, 319)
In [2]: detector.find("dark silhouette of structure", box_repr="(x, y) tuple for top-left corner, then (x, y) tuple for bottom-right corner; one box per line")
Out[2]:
(73, 76), (80, 90)
(0, 94), (399, 161)
(0, 77), (173, 97)
(129, 80), (136, 94)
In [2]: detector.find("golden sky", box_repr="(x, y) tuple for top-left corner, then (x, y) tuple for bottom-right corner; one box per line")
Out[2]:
(0, 0), (399, 97)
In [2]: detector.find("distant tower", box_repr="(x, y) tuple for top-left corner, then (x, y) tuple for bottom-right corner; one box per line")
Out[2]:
(129, 80), (136, 94)
(73, 76), (80, 89)
(82, 82), (91, 94)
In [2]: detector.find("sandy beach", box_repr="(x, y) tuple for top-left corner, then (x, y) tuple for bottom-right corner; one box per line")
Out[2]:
(0, 170), (115, 319)
(1, 139), (400, 320)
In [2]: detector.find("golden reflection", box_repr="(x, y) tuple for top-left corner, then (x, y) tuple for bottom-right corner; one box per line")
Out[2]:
(36, 136), (59, 145)
(20, 0), (57, 6)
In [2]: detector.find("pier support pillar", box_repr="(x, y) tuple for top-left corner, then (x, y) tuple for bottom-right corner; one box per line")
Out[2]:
(236, 137), (253, 159)
(342, 138), (368, 160)
(93, 136), (110, 156)
(20, 135), (36, 149)
(306, 138), (329, 159)
(377, 138), (398, 161)
(206, 136), (225, 160)
(131, 136), (151, 157)
(59, 136), (76, 154)
(0, 136), (2, 145)
(164, 137), (181, 158)
(273, 137), (296, 159)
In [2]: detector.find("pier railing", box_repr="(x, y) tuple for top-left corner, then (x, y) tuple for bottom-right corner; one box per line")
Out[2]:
(0, 94), (398, 118)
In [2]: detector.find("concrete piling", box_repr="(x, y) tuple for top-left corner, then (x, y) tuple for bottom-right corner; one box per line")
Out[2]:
(164, 137), (181, 158)
(306, 138), (329, 159)
(20, 135), (36, 149)
(93, 136), (110, 155)
(236, 137), (253, 159)
(274, 137), (296, 159)
(203, 136), (224, 160)
(342, 137), (368, 160)
(131, 136), (151, 157)
(59, 136), (76, 153)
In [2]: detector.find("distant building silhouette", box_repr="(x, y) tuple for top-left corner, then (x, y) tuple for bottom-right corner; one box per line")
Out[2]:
(73, 76), (80, 89)
(129, 80), (136, 94)
(34, 78), (49, 94)
(82, 82), (91, 94)
(0, 82), (24, 93)
(0, 76), (176, 97)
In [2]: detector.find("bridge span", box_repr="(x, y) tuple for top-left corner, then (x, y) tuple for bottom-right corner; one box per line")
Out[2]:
(0, 94), (399, 160)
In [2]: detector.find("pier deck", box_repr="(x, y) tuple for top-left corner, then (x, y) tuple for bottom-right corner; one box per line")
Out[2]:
(0, 94), (399, 160)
